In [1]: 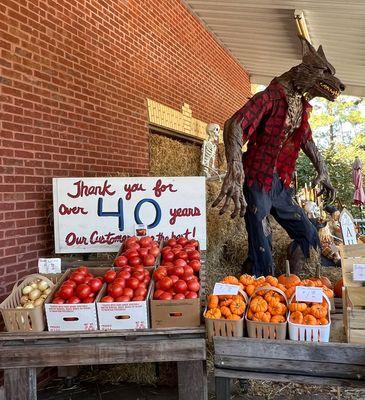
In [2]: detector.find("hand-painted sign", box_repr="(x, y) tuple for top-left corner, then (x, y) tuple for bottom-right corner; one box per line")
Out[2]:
(53, 177), (206, 253)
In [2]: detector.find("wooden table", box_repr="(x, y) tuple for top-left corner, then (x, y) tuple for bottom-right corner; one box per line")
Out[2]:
(214, 314), (365, 399)
(0, 327), (207, 400)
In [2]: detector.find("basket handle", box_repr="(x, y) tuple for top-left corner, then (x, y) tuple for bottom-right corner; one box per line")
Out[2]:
(250, 285), (288, 305)
(14, 274), (55, 293)
(289, 289), (331, 310)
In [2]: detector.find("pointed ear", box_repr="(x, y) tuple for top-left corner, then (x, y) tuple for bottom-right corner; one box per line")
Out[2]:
(317, 44), (336, 74)
(299, 36), (316, 57)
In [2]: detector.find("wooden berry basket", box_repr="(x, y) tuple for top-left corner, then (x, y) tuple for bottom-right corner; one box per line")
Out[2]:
(0, 274), (57, 332)
(246, 286), (288, 340)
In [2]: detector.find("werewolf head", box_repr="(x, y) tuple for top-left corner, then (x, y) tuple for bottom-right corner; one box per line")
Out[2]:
(289, 38), (345, 101)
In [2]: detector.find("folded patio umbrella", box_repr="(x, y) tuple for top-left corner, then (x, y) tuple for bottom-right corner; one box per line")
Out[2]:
(352, 157), (365, 205)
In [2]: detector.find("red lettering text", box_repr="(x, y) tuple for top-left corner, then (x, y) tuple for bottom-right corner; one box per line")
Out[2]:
(59, 204), (88, 215)
(65, 232), (88, 246)
(169, 207), (201, 225)
(67, 180), (115, 198)
(124, 183), (146, 200)
(153, 179), (177, 198)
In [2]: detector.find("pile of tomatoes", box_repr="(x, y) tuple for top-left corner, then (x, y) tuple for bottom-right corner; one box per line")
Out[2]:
(100, 266), (151, 303)
(52, 266), (103, 304)
(114, 236), (160, 269)
(153, 238), (201, 301)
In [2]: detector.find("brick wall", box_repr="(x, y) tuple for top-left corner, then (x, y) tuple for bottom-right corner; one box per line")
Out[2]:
(0, 0), (251, 298)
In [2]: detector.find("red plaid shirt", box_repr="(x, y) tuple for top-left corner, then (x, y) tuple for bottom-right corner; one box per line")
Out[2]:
(233, 80), (312, 191)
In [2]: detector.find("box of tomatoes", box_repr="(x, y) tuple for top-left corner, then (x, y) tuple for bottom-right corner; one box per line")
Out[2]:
(150, 237), (202, 329)
(45, 266), (107, 331)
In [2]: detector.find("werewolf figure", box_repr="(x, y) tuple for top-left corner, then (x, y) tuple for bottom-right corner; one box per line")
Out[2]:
(213, 38), (345, 276)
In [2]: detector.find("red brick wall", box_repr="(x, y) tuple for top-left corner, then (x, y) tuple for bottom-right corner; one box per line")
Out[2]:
(0, 0), (251, 297)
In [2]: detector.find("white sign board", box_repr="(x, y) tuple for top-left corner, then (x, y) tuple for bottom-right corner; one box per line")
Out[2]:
(38, 258), (61, 274)
(295, 286), (323, 303)
(353, 264), (365, 281)
(213, 283), (239, 296)
(53, 177), (206, 253)
(340, 209), (357, 245)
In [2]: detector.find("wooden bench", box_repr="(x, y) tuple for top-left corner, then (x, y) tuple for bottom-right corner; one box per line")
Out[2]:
(214, 315), (365, 400)
(0, 327), (207, 400)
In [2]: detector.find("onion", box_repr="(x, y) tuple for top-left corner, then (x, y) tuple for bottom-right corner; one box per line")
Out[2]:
(20, 295), (29, 305)
(43, 288), (52, 296)
(38, 281), (49, 291)
(33, 298), (44, 307)
(22, 286), (33, 295)
(29, 289), (41, 301)
(16, 306), (23, 309)
(30, 282), (38, 289)
(24, 303), (34, 309)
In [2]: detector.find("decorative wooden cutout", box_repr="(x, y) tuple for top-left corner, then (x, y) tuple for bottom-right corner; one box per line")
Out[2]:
(340, 209), (357, 245)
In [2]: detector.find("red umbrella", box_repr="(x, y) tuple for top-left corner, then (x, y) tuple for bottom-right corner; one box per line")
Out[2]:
(353, 157), (365, 205)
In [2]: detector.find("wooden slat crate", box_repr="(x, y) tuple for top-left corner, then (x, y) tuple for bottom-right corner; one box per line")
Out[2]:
(340, 243), (365, 287)
(343, 286), (365, 344)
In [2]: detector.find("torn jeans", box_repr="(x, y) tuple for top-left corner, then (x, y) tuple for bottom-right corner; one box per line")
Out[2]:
(243, 174), (319, 276)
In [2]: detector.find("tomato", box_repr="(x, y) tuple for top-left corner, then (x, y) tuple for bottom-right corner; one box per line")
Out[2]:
(129, 256), (142, 266)
(62, 279), (76, 288)
(162, 251), (174, 262)
(174, 293), (185, 300)
(149, 247), (160, 257)
(185, 291), (198, 299)
(114, 255), (128, 268)
(144, 269), (150, 277)
(161, 246), (172, 254)
(187, 280), (200, 292)
(174, 280), (188, 294)
(132, 271), (145, 282)
(154, 289), (164, 299)
(108, 283), (124, 298)
(113, 278), (126, 288)
(134, 287), (147, 298)
(171, 247), (181, 255)
(177, 237), (188, 246)
(153, 266), (167, 281)
(160, 276), (173, 291)
(95, 276), (104, 283)
(132, 296), (144, 301)
(101, 296), (114, 303)
(115, 295), (131, 302)
(70, 272), (85, 285)
(137, 282), (147, 289)
(143, 254), (155, 266)
(183, 273), (196, 282)
(67, 296), (81, 304)
(123, 287), (134, 298)
(52, 297), (64, 304)
(124, 249), (139, 260)
(183, 266), (194, 276)
(173, 266), (184, 277)
(151, 241), (159, 247)
(155, 280), (162, 290)
(133, 264), (145, 272)
(126, 277), (139, 290)
(163, 261), (174, 268)
(172, 244), (183, 251)
(104, 270), (117, 283)
(88, 292), (96, 299)
(118, 270), (131, 280)
(188, 250), (200, 260)
(76, 284), (92, 299)
(126, 243), (140, 251)
(176, 251), (188, 261)
(120, 265), (132, 273)
(59, 285), (74, 300)
(139, 236), (153, 247)
(125, 236), (138, 246)
(83, 276), (92, 284)
(189, 260), (201, 273)
(169, 274), (179, 284)
(138, 247), (149, 257)
(174, 258), (187, 268)
(166, 266), (175, 276)
(159, 292), (173, 300)
(76, 266), (88, 275)
(83, 296), (95, 303)
(183, 245), (195, 254)
(167, 238), (177, 247)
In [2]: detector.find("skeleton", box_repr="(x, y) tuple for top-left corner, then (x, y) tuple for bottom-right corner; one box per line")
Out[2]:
(201, 123), (220, 178)
(303, 201), (321, 219)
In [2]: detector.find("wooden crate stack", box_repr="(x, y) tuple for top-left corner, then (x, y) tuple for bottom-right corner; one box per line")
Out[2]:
(340, 243), (365, 344)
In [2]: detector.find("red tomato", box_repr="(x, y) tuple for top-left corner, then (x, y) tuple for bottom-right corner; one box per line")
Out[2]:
(189, 260), (201, 273)
(138, 247), (149, 257)
(52, 297), (64, 304)
(163, 262), (174, 268)
(183, 266), (194, 276)
(172, 244), (183, 251)
(173, 266), (184, 277)
(95, 276), (104, 283)
(188, 250), (200, 260)
(118, 270), (131, 280)
(139, 236), (153, 247)
(144, 269), (150, 277)
(113, 278), (126, 288)
(154, 289), (164, 299)
(124, 249), (139, 260)
(171, 248), (181, 255)
(183, 245), (195, 254)
(67, 296), (81, 304)
(177, 237), (188, 246)
(133, 264), (145, 272)
(101, 296), (114, 303)
(185, 291), (198, 299)
(133, 271), (145, 282)
(187, 280), (200, 292)
(126, 277), (139, 290)
(167, 238), (177, 247)
(176, 251), (188, 261)
(138, 282), (147, 289)
(62, 279), (76, 288)
(174, 258), (187, 268)
(151, 241), (159, 247)
(83, 276), (92, 284)
(88, 292), (96, 299)
(129, 256), (142, 266)
(187, 239), (199, 248)
(132, 296), (144, 301)
(174, 280), (188, 294)
(126, 243), (140, 251)
(153, 266), (167, 281)
(70, 272), (85, 285)
(76, 284), (91, 299)
(119, 265), (132, 273)
(143, 254), (155, 266)
(161, 246), (172, 254)
(85, 272), (94, 279)
(155, 280), (162, 290)
(183, 273), (196, 282)
(114, 255), (128, 268)
(115, 295), (131, 302)
(149, 247), (160, 257)
(123, 287), (134, 298)
(160, 276), (173, 291)
(104, 270), (117, 283)
(134, 287), (147, 298)
(108, 283), (124, 298)
(59, 285), (74, 300)
(159, 292), (173, 300)
(76, 266), (88, 275)
(169, 275), (179, 284)
(125, 236), (138, 246)
(166, 266), (175, 276)
(83, 297), (95, 303)
(162, 252), (174, 262)
(174, 293), (185, 300)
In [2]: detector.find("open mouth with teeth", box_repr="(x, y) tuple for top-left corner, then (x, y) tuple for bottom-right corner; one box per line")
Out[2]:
(317, 82), (340, 99)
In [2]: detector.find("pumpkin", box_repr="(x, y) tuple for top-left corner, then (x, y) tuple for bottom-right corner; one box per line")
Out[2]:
(323, 287), (334, 298)
(309, 277), (323, 287)
(250, 296), (268, 313)
(278, 273), (301, 288)
(253, 276), (266, 287)
(300, 279), (316, 287)
(230, 298), (246, 316)
(285, 287), (296, 299)
(220, 306), (232, 318)
(288, 302), (307, 312)
(247, 308), (254, 320)
(319, 276), (333, 289)
(219, 298), (233, 307)
(268, 302), (287, 316)
(205, 308), (221, 319)
(334, 278), (343, 298)
(245, 284), (256, 297)
(265, 275), (278, 287)
(207, 295), (219, 309)
(317, 317), (329, 325)
(227, 314), (241, 321)
(239, 274), (254, 286)
(255, 283), (271, 296)
(303, 314), (318, 325)
(270, 315), (286, 323)
(289, 311), (303, 324)
(310, 304), (327, 319)
(252, 311), (271, 322)
(276, 283), (287, 292)
(222, 276), (239, 285)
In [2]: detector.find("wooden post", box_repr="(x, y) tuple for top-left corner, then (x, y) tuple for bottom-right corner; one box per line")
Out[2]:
(215, 376), (231, 400)
(4, 368), (37, 400)
(177, 360), (207, 400)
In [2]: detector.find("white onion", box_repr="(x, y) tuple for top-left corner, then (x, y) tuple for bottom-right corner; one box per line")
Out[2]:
(20, 295), (29, 305)
(22, 286), (33, 295)
(24, 303), (34, 309)
(33, 298), (44, 307)
(38, 281), (49, 291)
(29, 289), (41, 301)
(30, 282), (38, 289)
(43, 288), (52, 296)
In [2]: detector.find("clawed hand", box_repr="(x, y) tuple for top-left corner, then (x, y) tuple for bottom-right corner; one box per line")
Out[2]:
(312, 173), (337, 204)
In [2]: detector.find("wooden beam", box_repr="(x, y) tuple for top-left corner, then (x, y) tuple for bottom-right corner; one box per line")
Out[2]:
(4, 368), (37, 400)
(177, 360), (208, 400)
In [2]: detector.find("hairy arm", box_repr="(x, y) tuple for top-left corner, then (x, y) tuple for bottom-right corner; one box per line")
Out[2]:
(301, 138), (337, 203)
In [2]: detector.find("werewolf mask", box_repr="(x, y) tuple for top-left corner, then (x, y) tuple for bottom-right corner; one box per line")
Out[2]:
(288, 38), (345, 101)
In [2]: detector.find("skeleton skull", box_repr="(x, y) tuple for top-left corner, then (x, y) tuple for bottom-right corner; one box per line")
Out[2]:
(206, 123), (220, 142)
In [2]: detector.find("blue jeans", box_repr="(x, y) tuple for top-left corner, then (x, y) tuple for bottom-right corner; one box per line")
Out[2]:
(243, 174), (319, 276)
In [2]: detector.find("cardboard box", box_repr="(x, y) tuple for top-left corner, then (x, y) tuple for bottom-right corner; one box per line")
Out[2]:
(44, 268), (107, 331)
